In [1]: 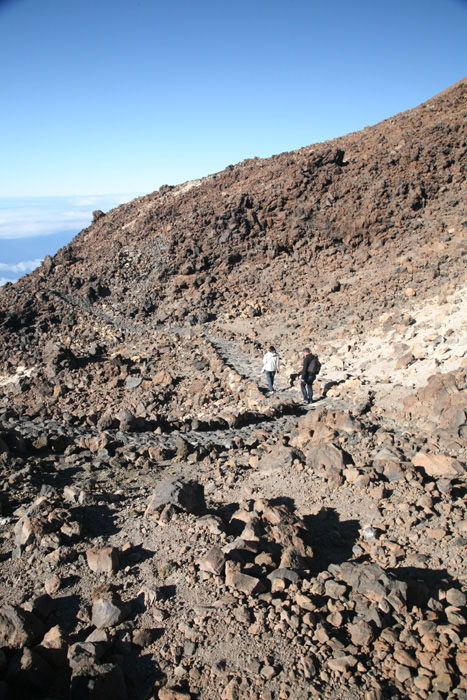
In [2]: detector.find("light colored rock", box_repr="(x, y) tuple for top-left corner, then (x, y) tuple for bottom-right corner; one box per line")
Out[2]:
(199, 546), (225, 575)
(446, 588), (466, 607)
(158, 686), (194, 699)
(394, 649), (418, 668)
(44, 575), (61, 595)
(327, 655), (358, 672)
(86, 547), (120, 575)
(306, 444), (345, 475)
(91, 596), (125, 629)
(296, 593), (316, 611)
(412, 452), (464, 478)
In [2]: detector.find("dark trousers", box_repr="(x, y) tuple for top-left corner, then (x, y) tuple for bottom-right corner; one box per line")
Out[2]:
(265, 371), (276, 392)
(301, 378), (313, 402)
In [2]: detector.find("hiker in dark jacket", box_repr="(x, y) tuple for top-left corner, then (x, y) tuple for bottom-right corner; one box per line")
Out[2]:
(300, 347), (317, 404)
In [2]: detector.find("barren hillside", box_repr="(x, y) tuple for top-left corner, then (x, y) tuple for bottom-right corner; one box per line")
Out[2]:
(0, 79), (465, 700)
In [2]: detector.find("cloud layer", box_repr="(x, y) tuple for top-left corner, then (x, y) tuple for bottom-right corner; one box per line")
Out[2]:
(0, 259), (43, 286)
(0, 260), (42, 274)
(0, 193), (137, 240)
(0, 193), (140, 286)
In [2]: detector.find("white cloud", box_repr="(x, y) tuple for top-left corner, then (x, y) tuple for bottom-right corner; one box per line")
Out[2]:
(0, 192), (140, 240)
(70, 195), (114, 207)
(0, 192), (143, 286)
(0, 205), (90, 239)
(0, 259), (42, 287)
(0, 259), (43, 274)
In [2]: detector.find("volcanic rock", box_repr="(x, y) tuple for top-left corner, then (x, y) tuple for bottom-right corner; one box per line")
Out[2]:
(86, 547), (120, 575)
(412, 451), (465, 478)
(145, 478), (206, 516)
(0, 604), (46, 649)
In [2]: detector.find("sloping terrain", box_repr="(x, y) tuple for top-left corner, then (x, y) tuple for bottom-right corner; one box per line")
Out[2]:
(0, 79), (465, 700)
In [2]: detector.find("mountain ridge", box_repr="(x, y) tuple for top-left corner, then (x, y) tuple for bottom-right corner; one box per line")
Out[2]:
(1, 81), (466, 340)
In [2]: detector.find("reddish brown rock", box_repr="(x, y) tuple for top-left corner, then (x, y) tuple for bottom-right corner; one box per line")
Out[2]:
(225, 561), (265, 595)
(86, 547), (120, 575)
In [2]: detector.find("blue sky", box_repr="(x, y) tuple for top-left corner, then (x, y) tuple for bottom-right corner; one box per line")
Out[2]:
(0, 0), (466, 283)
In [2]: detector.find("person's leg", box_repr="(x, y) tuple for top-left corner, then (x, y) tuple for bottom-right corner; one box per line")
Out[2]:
(265, 371), (274, 392)
(306, 380), (314, 402)
(300, 380), (307, 400)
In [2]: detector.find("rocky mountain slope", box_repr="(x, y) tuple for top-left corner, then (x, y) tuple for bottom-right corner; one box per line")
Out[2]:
(0, 79), (465, 700)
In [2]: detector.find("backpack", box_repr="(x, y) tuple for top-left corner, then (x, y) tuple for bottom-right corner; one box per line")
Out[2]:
(308, 355), (321, 377)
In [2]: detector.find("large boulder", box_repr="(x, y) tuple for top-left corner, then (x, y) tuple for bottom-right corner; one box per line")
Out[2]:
(403, 368), (467, 439)
(0, 604), (46, 649)
(412, 452), (465, 478)
(305, 444), (346, 481)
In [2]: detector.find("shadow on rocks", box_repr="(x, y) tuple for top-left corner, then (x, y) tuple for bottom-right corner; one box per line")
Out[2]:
(302, 507), (360, 573)
(268, 496), (296, 512)
(77, 503), (119, 538)
(37, 464), (83, 492)
(123, 545), (156, 568)
(321, 378), (346, 397)
(50, 593), (81, 633)
(387, 566), (457, 610)
(121, 651), (165, 700)
(216, 501), (240, 524)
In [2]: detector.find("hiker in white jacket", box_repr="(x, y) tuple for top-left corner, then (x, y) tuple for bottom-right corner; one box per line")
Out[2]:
(261, 346), (280, 395)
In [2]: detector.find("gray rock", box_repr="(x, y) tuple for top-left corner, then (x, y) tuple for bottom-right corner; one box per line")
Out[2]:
(86, 547), (120, 575)
(337, 562), (407, 607)
(266, 568), (300, 584)
(258, 445), (298, 474)
(324, 580), (348, 599)
(91, 595), (126, 629)
(175, 435), (192, 458)
(347, 619), (374, 646)
(132, 628), (154, 647)
(199, 546), (225, 575)
(115, 409), (136, 431)
(382, 462), (406, 482)
(145, 478), (206, 516)
(125, 375), (142, 389)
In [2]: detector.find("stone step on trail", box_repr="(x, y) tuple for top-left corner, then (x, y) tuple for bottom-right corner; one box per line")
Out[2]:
(207, 335), (291, 395)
